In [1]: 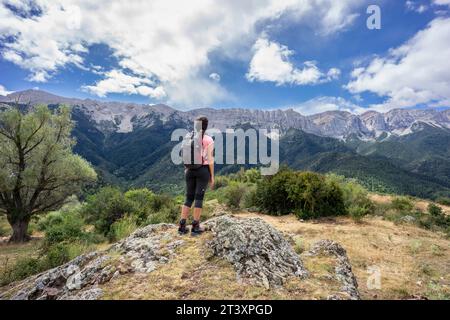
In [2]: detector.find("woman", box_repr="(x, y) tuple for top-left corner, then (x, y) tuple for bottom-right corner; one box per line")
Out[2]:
(178, 117), (214, 236)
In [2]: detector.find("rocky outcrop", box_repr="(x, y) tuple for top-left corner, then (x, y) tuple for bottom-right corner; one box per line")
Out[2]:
(0, 223), (181, 300)
(1, 216), (361, 300)
(2, 90), (449, 139)
(205, 216), (308, 289)
(303, 239), (360, 300)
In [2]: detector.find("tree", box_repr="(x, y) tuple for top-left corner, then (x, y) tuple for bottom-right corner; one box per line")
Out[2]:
(0, 104), (97, 243)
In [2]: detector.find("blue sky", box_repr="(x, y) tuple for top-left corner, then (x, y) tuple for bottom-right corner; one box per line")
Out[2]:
(0, 0), (449, 113)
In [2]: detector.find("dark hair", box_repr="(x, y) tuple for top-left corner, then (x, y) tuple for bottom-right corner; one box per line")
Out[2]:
(196, 117), (208, 136)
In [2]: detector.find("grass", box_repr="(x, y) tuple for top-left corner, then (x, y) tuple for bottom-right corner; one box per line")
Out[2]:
(235, 211), (450, 300)
(101, 230), (350, 300)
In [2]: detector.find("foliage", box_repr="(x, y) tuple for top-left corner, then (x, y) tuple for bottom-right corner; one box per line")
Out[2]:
(0, 104), (97, 242)
(222, 182), (248, 209)
(428, 203), (443, 217)
(213, 176), (230, 189)
(327, 174), (375, 221)
(81, 187), (135, 235)
(124, 188), (156, 223)
(436, 197), (450, 206)
(108, 215), (138, 242)
(241, 184), (258, 209)
(254, 168), (346, 219)
(391, 196), (415, 213)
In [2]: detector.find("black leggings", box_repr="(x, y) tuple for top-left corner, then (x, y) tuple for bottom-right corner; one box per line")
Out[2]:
(184, 166), (210, 209)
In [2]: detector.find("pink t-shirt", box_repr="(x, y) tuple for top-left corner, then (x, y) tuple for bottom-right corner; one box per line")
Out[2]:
(202, 134), (214, 165)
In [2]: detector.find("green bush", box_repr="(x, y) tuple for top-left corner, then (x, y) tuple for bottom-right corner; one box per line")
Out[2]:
(0, 220), (10, 237)
(214, 176), (230, 189)
(242, 168), (261, 184)
(0, 257), (45, 286)
(81, 187), (135, 235)
(242, 184), (258, 209)
(44, 211), (87, 246)
(255, 169), (294, 215)
(255, 169), (346, 219)
(436, 197), (450, 206)
(145, 205), (179, 225)
(428, 203), (443, 217)
(391, 196), (415, 213)
(44, 243), (71, 267)
(108, 215), (138, 242)
(124, 188), (156, 223)
(327, 174), (375, 221)
(223, 182), (248, 209)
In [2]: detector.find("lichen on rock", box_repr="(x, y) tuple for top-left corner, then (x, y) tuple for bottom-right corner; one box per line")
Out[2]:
(303, 239), (360, 300)
(204, 215), (309, 289)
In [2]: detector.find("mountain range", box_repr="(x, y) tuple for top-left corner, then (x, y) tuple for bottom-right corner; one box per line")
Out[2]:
(1, 89), (450, 199)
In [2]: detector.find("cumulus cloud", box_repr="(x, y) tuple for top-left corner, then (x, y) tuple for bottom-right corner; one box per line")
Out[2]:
(346, 17), (450, 112)
(246, 37), (340, 86)
(0, 84), (13, 96)
(82, 70), (166, 99)
(0, 0), (366, 106)
(290, 96), (365, 115)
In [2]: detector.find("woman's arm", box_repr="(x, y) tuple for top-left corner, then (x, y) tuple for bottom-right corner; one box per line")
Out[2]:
(207, 143), (214, 189)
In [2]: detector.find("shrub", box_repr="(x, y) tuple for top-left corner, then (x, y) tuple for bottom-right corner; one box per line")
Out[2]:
(242, 184), (258, 209)
(428, 203), (443, 217)
(214, 176), (230, 189)
(242, 168), (261, 184)
(37, 211), (64, 232)
(124, 188), (155, 223)
(44, 243), (71, 267)
(108, 215), (138, 242)
(43, 211), (87, 246)
(0, 257), (45, 286)
(288, 172), (346, 219)
(391, 196), (415, 213)
(436, 197), (450, 206)
(255, 169), (294, 215)
(0, 220), (10, 237)
(81, 187), (135, 235)
(145, 205), (179, 225)
(255, 169), (346, 219)
(223, 182), (248, 209)
(327, 174), (375, 221)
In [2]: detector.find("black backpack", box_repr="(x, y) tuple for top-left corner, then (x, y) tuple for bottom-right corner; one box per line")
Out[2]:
(182, 131), (203, 170)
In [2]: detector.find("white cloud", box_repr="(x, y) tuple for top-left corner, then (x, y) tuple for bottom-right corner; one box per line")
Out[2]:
(406, 1), (428, 13)
(209, 73), (221, 82)
(346, 17), (450, 112)
(0, 84), (13, 96)
(0, 0), (366, 106)
(289, 96), (365, 115)
(433, 0), (450, 6)
(246, 37), (340, 86)
(82, 69), (166, 99)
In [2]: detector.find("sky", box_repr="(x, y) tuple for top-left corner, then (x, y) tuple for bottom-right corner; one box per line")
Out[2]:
(0, 0), (450, 114)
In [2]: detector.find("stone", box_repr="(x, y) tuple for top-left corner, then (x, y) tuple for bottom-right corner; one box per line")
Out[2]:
(204, 216), (308, 288)
(304, 239), (360, 300)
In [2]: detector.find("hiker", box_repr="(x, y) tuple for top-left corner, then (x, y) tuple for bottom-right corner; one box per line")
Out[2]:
(179, 116), (215, 235)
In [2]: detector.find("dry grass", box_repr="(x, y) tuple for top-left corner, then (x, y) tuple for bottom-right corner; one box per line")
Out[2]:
(101, 230), (348, 300)
(236, 212), (450, 300)
(370, 194), (450, 215)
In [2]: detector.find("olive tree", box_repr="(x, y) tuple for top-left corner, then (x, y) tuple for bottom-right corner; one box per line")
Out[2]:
(0, 104), (97, 243)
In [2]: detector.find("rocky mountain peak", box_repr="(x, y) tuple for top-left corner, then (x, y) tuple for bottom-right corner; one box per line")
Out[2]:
(2, 90), (449, 140)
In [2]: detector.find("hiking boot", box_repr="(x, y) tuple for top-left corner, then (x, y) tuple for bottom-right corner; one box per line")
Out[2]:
(178, 219), (189, 235)
(191, 221), (205, 236)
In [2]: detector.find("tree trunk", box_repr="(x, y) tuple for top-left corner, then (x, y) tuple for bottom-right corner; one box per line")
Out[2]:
(9, 219), (31, 243)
